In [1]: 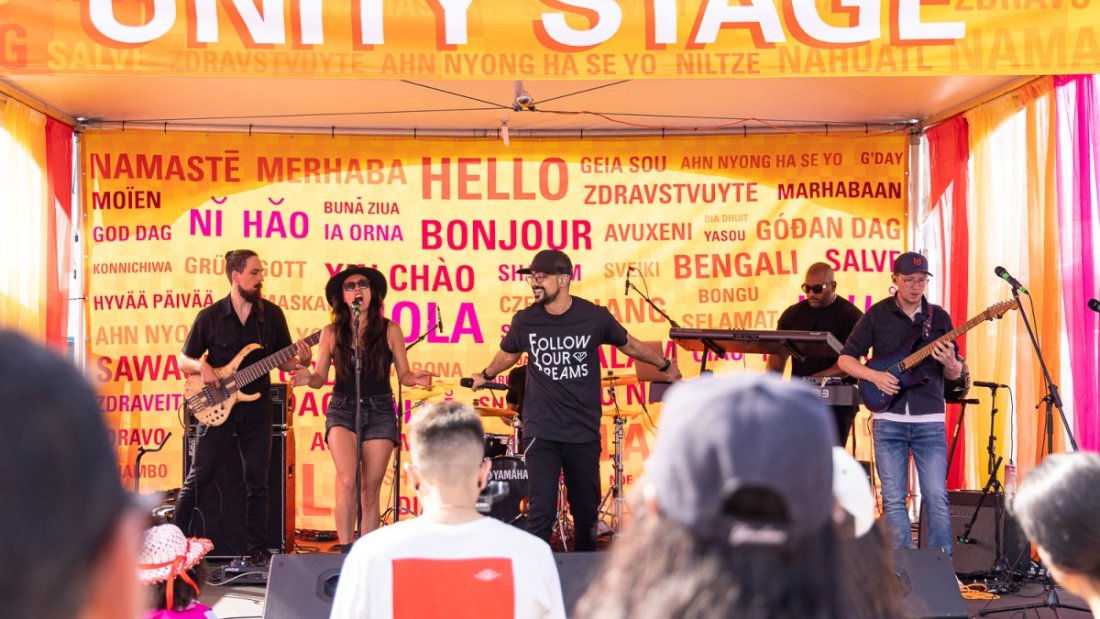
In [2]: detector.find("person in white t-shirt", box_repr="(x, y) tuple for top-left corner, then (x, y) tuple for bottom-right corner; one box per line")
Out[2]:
(329, 401), (566, 619)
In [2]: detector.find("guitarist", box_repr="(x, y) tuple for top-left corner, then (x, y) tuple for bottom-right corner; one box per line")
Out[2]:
(175, 249), (313, 566)
(837, 252), (965, 557)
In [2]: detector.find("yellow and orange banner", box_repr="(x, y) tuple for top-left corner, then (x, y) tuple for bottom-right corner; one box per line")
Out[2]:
(4, 1), (1097, 79)
(83, 130), (905, 529)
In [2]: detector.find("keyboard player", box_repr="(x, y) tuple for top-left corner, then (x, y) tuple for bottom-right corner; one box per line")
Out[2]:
(766, 262), (864, 445)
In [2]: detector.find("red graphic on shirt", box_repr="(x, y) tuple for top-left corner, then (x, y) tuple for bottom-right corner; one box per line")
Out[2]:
(392, 557), (515, 619)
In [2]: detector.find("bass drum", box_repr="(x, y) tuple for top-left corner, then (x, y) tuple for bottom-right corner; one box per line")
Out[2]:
(485, 456), (529, 526)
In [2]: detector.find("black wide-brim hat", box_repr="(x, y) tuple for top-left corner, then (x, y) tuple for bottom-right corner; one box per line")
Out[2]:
(325, 266), (387, 307)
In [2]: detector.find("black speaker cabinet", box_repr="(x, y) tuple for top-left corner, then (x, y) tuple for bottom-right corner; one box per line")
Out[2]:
(182, 384), (295, 558)
(263, 553), (346, 619)
(893, 549), (967, 618)
(919, 490), (1028, 576)
(554, 551), (605, 615)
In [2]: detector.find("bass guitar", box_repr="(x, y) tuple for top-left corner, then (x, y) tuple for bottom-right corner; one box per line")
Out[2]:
(184, 331), (321, 426)
(858, 300), (1017, 412)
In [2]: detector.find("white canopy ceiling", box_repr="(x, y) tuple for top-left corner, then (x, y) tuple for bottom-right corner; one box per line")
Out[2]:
(1, 73), (1026, 134)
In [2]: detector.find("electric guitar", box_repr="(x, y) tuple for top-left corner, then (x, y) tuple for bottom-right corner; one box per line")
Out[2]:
(184, 331), (321, 426)
(857, 300), (1018, 413)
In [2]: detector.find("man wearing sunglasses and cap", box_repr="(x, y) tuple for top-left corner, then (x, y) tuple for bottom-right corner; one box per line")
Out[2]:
(469, 249), (681, 551)
(767, 262), (864, 445)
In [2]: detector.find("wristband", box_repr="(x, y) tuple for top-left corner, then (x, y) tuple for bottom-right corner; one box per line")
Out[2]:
(657, 358), (672, 373)
(480, 369), (495, 381)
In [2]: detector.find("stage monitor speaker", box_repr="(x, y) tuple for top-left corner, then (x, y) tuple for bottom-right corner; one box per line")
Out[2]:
(554, 551), (605, 615)
(919, 490), (1028, 576)
(182, 384), (295, 558)
(264, 553), (346, 619)
(893, 549), (968, 618)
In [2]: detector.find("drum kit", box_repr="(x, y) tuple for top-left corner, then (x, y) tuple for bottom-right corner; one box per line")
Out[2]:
(403, 372), (641, 543)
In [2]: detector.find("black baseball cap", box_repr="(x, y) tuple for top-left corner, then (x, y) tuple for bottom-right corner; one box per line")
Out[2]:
(517, 250), (573, 275)
(892, 252), (933, 276)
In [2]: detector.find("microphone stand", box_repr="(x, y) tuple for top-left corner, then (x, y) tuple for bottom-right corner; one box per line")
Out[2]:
(1010, 285), (1078, 454)
(134, 431), (172, 495)
(979, 286), (1086, 616)
(627, 280), (722, 373)
(352, 302), (363, 540)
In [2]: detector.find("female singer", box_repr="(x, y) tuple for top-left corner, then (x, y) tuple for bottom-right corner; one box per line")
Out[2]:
(294, 266), (434, 545)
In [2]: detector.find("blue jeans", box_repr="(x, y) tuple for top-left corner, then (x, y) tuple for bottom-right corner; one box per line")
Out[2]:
(873, 419), (952, 556)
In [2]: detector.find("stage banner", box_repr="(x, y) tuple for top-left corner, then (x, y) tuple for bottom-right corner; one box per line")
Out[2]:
(4, 1), (1098, 79)
(83, 131), (905, 530)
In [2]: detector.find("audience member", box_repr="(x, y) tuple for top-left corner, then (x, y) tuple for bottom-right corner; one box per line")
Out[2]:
(833, 447), (909, 619)
(138, 524), (217, 619)
(1012, 452), (1100, 617)
(330, 401), (566, 619)
(0, 329), (145, 619)
(574, 373), (846, 619)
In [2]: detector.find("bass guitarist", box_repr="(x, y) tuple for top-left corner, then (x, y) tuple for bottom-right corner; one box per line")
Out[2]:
(837, 252), (964, 556)
(176, 249), (313, 566)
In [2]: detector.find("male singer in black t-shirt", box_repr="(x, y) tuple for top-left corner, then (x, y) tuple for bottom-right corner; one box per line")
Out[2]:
(469, 250), (681, 550)
(767, 262), (864, 445)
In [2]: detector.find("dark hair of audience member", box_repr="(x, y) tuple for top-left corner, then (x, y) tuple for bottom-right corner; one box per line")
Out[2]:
(1012, 452), (1100, 583)
(574, 486), (845, 619)
(837, 519), (910, 619)
(0, 330), (131, 619)
(149, 562), (209, 611)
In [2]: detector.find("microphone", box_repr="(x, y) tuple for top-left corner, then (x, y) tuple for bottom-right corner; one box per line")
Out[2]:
(624, 266), (632, 296)
(973, 381), (1009, 389)
(437, 306), (444, 334)
(351, 296), (362, 319)
(1089, 298), (1100, 313)
(460, 377), (509, 391)
(994, 266), (1029, 294)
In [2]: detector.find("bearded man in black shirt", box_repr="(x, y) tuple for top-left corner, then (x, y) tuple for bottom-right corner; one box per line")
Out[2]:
(469, 250), (681, 550)
(767, 262), (864, 445)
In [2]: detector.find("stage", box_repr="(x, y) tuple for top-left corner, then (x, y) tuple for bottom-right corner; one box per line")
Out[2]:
(193, 544), (1095, 619)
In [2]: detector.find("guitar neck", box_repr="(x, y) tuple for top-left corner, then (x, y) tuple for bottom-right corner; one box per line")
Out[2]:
(234, 331), (320, 388)
(899, 311), (989, 371)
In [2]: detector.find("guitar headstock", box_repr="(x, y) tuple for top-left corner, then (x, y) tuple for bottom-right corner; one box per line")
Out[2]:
(985, 298), (1020, 320)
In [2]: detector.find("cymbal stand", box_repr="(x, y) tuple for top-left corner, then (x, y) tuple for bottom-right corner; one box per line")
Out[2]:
(551, 474), (573, 551)
(597, 381), (628, 536)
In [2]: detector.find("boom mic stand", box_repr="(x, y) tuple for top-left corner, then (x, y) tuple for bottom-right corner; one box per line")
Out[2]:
(1009, 284), (1078, 455)
(352, 301), (364, 540)
(626, 278), (722, 370)
(980, 282), (1085, 616)
(134, 431), (172, 495)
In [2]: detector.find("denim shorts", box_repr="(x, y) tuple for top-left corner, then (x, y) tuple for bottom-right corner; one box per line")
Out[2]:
(325, 393), (398, 446)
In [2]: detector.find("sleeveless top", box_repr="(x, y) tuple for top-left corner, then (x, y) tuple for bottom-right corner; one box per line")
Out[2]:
(333, 322), (395, 398)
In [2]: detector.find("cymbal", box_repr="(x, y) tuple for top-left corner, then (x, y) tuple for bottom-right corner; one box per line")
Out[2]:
(475, 406), (517, 419)
(403, 382), (457, 401)
(602, 409), (643, 419)
(600, 374), (638, 387)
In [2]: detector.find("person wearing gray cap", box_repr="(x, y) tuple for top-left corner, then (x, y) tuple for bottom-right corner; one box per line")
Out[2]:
(573, 373), (848, 619)
(468, 249), (681, 551)
(838, 252), (965, 556)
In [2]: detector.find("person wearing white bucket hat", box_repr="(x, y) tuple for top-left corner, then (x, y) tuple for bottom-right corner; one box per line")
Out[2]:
(137, 524), (217, 619)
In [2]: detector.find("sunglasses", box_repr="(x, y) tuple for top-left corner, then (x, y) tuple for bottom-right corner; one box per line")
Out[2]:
(801, 283), (833, 294)
(343, 279), (371, 292)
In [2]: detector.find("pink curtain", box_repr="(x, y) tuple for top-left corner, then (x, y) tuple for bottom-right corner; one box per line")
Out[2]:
(1055, 75), (1100, 451)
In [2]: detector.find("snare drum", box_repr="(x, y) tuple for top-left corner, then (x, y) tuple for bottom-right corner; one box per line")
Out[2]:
(486, 456), (529, 525)
(484, 433), (511, 459)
